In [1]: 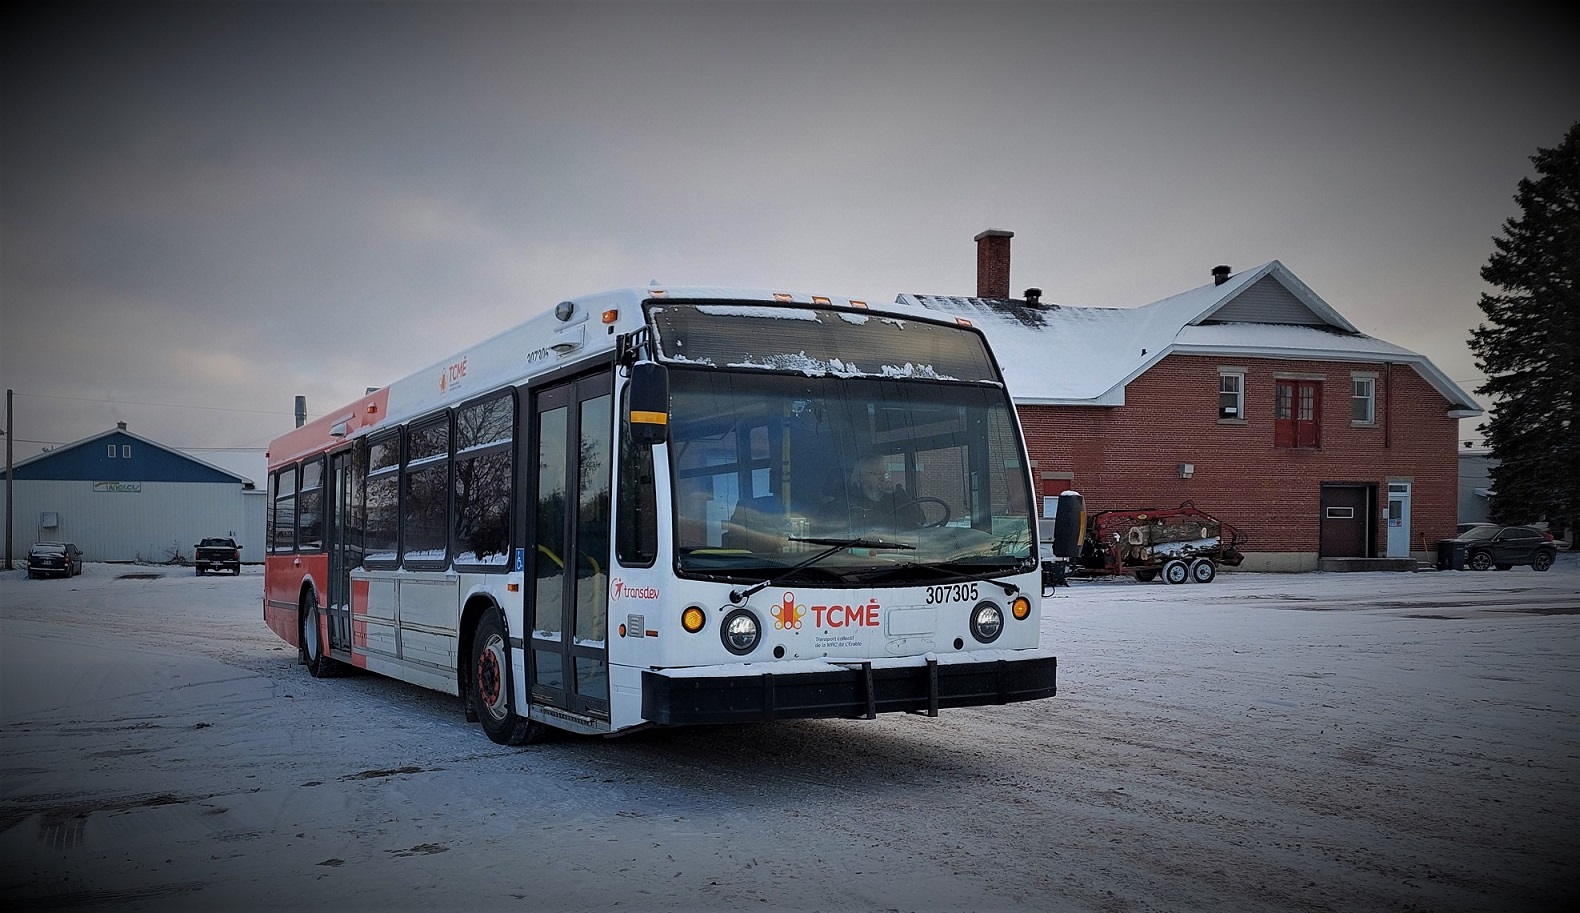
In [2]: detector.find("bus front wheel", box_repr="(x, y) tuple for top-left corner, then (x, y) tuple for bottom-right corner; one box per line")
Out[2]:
(470, 611), (544, 746)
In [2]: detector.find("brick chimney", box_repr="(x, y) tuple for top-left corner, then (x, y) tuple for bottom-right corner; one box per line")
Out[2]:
(974, 229), (1013, 299)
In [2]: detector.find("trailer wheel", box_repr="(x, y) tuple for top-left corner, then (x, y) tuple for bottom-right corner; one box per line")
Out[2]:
(1134, 569), (1158, 583)
(1162, 559), (1189, 585)
(1189, 558), (1217, 584)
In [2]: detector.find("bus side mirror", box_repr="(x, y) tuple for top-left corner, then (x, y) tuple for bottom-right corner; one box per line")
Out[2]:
(1051, 491), (1086, 559)
(628, 362), (669, 446)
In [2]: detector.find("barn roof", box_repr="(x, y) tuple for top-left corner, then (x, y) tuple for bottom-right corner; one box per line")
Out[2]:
(1, 426), (254, 484)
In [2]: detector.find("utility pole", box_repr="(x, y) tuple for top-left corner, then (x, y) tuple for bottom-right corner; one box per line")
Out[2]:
(4, 389), (13, 570)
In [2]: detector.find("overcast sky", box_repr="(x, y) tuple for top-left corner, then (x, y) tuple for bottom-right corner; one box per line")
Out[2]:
(2, 0), (1574, 473)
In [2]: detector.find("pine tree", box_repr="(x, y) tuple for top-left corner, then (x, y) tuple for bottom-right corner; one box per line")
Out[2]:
(1470, 122), (1580, 533)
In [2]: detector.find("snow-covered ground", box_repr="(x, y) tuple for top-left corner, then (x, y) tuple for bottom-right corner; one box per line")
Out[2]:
(2, 557), (1577, 912)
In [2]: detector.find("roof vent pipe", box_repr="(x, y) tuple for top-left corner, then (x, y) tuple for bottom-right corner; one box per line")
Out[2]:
(1212, 265), (1231, 286)
(294, 395), (307, 428)
(1024, 288), (1042, 306)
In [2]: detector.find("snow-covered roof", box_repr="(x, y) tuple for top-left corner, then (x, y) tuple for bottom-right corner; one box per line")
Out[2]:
(899, 260), (1479, 413)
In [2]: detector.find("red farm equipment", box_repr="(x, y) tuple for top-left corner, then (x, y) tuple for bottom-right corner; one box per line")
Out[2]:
(1076, 501), (1246, 584)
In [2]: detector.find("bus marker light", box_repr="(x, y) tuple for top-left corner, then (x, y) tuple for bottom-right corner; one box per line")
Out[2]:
(618, 623), (627, 638)
(773, 292), (792, 301)
(681, 606), (706, 633)
(602, 309), (618, 324)
(1010, 595), (1031, 620)
(507, 582), (519, 593)
(811, 296), (831, 305)
(955, 317), (973, 327)
(850, 300), (868, 308)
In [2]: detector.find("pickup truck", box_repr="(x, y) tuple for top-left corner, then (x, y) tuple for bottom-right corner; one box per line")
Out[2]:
(194, 537), (242, 575)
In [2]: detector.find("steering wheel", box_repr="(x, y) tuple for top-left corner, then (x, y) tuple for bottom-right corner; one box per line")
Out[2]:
(907, 496), (951, 528)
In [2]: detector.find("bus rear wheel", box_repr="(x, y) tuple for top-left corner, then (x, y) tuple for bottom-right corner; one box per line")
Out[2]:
(301, 592), (341, 678)
(470, 611), (544, 746)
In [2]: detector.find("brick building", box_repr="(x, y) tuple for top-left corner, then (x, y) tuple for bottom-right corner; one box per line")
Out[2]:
(900, 230), (1481, 571)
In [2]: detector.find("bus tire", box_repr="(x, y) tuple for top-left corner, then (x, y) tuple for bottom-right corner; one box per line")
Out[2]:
(470, 610), (544, 746)
(301, 591), (341, 678)
(1162, 559), (1190, 585)
(1189, 559), (1217, 584)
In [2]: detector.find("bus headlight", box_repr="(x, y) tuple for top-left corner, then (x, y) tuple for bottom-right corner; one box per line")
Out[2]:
(681, 606), (706, 634)
(969, 601), (1003, 643)
(720, 608), (761, 655)
(1010, 594), (1031, 621)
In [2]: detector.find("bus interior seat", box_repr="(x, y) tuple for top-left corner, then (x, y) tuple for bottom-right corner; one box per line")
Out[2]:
(721, 496), (787, 550)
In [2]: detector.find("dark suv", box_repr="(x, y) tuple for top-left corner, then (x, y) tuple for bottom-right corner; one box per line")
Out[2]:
(1453, 524), (1557, 572)
(27, 542), (83, 578)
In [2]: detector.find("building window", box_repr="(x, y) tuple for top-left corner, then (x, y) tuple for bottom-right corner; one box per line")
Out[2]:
(122, 445), (132, 458)
(1275, 380), (1322, 448)
(1351, 375), (1376, 424)
(1218, 371), (1245, 420)
(108, 445), (117, 458)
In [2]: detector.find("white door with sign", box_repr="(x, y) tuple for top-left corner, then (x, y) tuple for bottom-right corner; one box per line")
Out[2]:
(1386, 482), (1411, 558)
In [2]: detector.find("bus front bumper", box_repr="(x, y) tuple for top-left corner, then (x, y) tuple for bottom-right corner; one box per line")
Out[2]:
(640, 649), (1056, 726)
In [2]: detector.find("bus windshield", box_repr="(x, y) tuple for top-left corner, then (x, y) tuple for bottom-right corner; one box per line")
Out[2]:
(667, 369), (1034, 585)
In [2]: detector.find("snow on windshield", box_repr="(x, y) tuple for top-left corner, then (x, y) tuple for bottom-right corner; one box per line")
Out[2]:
(651, 303), (994, 382)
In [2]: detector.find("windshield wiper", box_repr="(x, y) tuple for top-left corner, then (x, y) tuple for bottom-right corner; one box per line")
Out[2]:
(729, 536), (914, 604)
(851, 561), (1025, 596)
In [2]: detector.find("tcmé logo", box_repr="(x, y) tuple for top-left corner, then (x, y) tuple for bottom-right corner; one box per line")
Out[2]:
(775, 592), (881, 630)
(438, 356), (468, 394)
(774, 592), (806, 630)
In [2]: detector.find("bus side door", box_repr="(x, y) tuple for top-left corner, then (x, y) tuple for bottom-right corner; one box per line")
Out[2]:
(525, 371), (613, 720)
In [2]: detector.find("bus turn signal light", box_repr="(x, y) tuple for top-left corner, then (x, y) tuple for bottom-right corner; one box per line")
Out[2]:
(681, 606), (706, 633)
(1011, 595), (1031, 620)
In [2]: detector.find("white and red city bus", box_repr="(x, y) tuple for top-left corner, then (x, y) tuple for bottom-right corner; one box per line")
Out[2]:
(264, 287), (1078, 743)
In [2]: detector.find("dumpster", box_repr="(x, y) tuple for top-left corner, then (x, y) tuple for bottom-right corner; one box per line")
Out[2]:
(1436, 538), (1466, 571)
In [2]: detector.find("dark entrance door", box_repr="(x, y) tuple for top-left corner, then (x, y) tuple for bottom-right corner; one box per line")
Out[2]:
(526, 371), (614, 720)
(324, 448), (360, 653)
(1320, 483), (1373, 558)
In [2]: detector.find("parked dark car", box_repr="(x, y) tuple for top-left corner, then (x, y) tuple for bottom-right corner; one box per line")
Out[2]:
(1451, 524), (1557, 572)
(26, 542), (83, 578)
(194, 537), (243, 575)
(1456, 522), (1494, 536)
